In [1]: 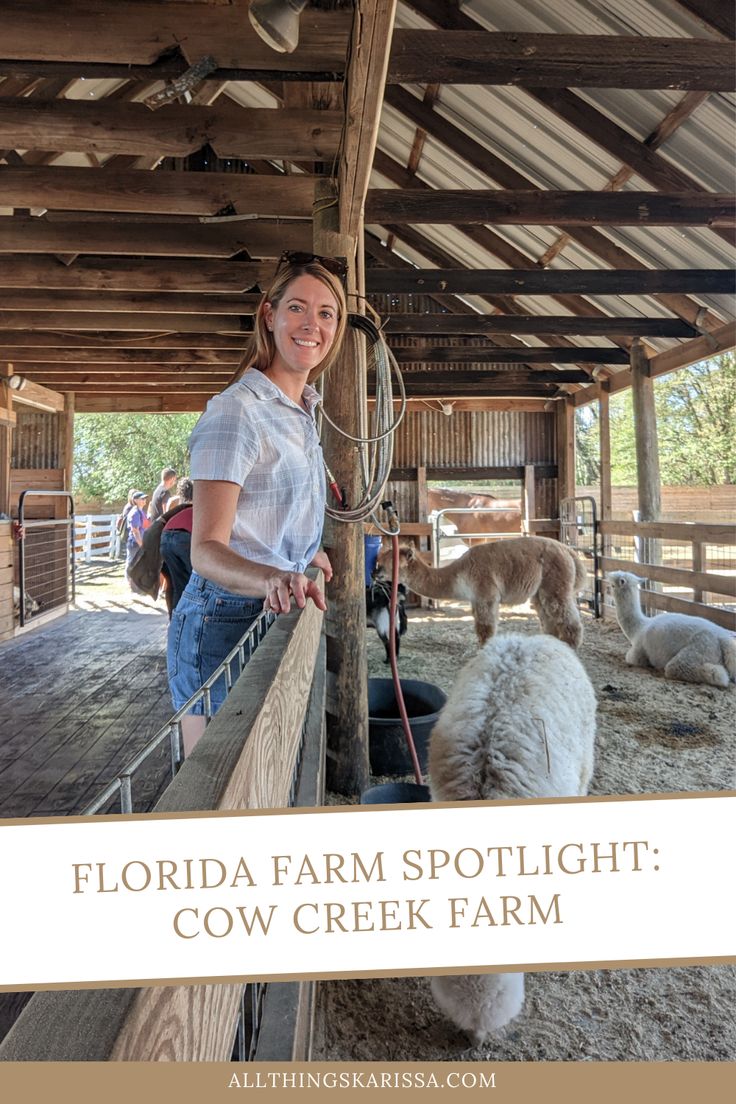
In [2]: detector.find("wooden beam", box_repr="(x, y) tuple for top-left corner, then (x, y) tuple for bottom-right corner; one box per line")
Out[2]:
(387, 30), (736, 90)
(631, 341), (662, 522)
(375, 97), (726, 333)
(0, 290), (259, 314)
(0, 101), (342, 159)
(0, 256), (274, 293)
(647, 320), (736, 379)
(0, 60), (347, 83)
(6, 350), (240, 365)
(573, 320), (736, 406)
(0, 167), (318, 216)
(555, 398), (576, 505)
(314, 182), (369, 797)
(0, 332), (246, 350)
(8, 376), (64, 412)
(388, 347), (622, 367)
(368, 161), (636, 349)
(2, 3), (351, 70)
(366, 268), (735, 297)
(381, 315), (695, 338)
(0, 312), (248, 332)
(366, 190), (735, 227)
(29, 376), (231, 389)
(338, 0), (397, 240)
(0, 217), (313, 257)
(376, 368), (588, 384)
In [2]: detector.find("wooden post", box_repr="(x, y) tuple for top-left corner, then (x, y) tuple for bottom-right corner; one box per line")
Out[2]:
(555, 397), (576, 514)
(631, 340), (662, 604)
(630, 341), (662, 522)
(313, 179), (369, 796)
(598, 385), (612, 619)
(522, 464), (536, 534)
(0, 374), (14, 517)
(692, 541), (705, 603)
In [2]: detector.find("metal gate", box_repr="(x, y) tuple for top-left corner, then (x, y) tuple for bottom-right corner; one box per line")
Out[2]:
(17, 489), (75, 628)
(559, 495), (601, 617)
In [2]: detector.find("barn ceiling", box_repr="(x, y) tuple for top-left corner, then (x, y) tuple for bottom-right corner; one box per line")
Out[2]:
(0, 0), (734, 413)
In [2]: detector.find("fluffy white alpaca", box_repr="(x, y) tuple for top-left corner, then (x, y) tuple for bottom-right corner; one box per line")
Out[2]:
(428, 633), (597, 1044)
(608, 571), (736, 689)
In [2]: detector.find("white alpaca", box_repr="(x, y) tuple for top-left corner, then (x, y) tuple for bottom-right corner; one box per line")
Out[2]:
(428, 633), (597, 1044)
(608, 571), (736, 689)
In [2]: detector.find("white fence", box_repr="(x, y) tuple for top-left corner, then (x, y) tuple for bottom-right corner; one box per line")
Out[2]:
(73, 514), (121, 562)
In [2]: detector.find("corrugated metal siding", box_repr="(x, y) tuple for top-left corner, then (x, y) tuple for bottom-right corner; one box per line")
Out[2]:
(11, 410), (61, 470)
(392, 408), (555, 469)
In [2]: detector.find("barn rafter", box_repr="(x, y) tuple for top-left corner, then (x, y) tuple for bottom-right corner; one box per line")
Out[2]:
(0, 0), (731, 409)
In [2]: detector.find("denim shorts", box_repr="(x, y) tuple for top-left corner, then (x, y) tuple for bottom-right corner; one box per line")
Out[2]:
(167, 573), (264, 715)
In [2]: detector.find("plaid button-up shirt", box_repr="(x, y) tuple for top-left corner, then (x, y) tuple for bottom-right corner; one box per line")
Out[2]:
(189, 368), (325, 572)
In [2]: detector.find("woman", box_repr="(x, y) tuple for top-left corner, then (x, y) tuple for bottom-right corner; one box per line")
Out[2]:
(168, 255), (347, 754)
(125, 491), (150, 578)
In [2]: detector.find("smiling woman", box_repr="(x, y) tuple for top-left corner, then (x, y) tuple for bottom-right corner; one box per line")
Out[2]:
(167, 257), (348, 755)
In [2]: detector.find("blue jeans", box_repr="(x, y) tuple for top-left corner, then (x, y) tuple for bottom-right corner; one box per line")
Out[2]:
(167, 573), (263, 715)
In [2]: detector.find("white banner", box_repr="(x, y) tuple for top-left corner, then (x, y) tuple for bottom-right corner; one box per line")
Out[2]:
(1, 793), (733, 989)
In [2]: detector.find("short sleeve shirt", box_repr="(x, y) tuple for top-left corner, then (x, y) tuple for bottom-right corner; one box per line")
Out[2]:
(188, 368), (325, 573)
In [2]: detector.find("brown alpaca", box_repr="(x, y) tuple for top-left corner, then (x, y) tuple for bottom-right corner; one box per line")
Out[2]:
(376, 537), (586, 648)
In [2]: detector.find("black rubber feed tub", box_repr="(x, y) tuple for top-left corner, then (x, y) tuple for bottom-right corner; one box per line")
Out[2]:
(368, 677), (447, 776)
(361, 781), (431, 805)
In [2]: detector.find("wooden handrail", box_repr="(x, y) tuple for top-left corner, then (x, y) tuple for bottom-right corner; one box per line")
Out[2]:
(600, 519), (736, 543)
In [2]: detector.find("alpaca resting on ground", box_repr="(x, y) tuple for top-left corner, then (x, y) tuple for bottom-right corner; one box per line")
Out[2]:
(609, 571), (736, 688)
(376, 536), (586, 648)
(428, 633), (597, 1043)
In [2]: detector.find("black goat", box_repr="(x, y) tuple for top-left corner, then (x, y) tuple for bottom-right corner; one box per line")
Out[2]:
(366, 578), (407, 663)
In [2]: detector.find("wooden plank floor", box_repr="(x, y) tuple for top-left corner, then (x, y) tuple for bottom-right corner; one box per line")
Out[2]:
(0, 560), (175, 818)
(0, 561), (177, 1043)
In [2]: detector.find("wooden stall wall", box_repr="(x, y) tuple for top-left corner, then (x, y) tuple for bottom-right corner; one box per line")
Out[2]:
(384, 407), (557, 524)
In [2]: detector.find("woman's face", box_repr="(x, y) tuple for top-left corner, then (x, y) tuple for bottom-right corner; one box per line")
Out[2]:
(263, 274), (340, 379)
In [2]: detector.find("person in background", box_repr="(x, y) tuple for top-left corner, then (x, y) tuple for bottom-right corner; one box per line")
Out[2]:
(160, 477), (194, 616)
(168, 253), (347, 756)
(148, 467), (178, 521)
(125, 491), (150, 579)
(116, 488), (141, 553)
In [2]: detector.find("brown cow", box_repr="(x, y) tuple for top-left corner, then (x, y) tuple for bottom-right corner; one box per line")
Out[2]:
(427, 487), (522, 547)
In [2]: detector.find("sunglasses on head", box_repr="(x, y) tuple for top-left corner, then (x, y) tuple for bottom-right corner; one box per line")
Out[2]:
(276, 250), (348, 284)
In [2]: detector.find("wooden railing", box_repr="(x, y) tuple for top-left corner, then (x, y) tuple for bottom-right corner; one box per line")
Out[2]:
(600, 519), (736, 631)
(0, 576), (326, 1062)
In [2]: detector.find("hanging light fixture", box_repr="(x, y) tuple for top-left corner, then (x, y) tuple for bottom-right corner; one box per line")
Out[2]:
(248, 0), (308, 54)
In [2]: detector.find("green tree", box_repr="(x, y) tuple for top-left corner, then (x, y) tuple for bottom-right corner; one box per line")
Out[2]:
(604, 353), (734, 486)
(73, 413), (199, 504)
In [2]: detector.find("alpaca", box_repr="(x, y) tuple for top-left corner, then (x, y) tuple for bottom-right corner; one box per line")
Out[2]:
(366, 578), (407, 663)
(608, 571), (736, 688)
(375, 536), (586, 648)
(428, 633), (597, 1043)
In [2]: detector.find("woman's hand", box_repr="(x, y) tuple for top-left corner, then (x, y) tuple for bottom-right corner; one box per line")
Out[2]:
(263, 571), (327, 615)
(309, 549), (333, 583)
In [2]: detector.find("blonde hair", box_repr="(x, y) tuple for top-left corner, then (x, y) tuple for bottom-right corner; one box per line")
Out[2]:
(244, 260), (348, 384)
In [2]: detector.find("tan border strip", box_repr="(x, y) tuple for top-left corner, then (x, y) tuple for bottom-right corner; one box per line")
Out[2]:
(0, 1060), (734, 1103)
(1, 787), (734, 827)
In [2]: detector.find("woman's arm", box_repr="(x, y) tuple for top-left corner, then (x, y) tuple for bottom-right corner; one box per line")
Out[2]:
(191, 479), (327, 614)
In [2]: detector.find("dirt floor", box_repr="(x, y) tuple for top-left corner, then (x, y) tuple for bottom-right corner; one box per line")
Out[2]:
(312, 601), (735, 1062)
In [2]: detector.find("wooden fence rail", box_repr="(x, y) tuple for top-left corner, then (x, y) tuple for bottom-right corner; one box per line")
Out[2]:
(599, 519), (736, 631)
